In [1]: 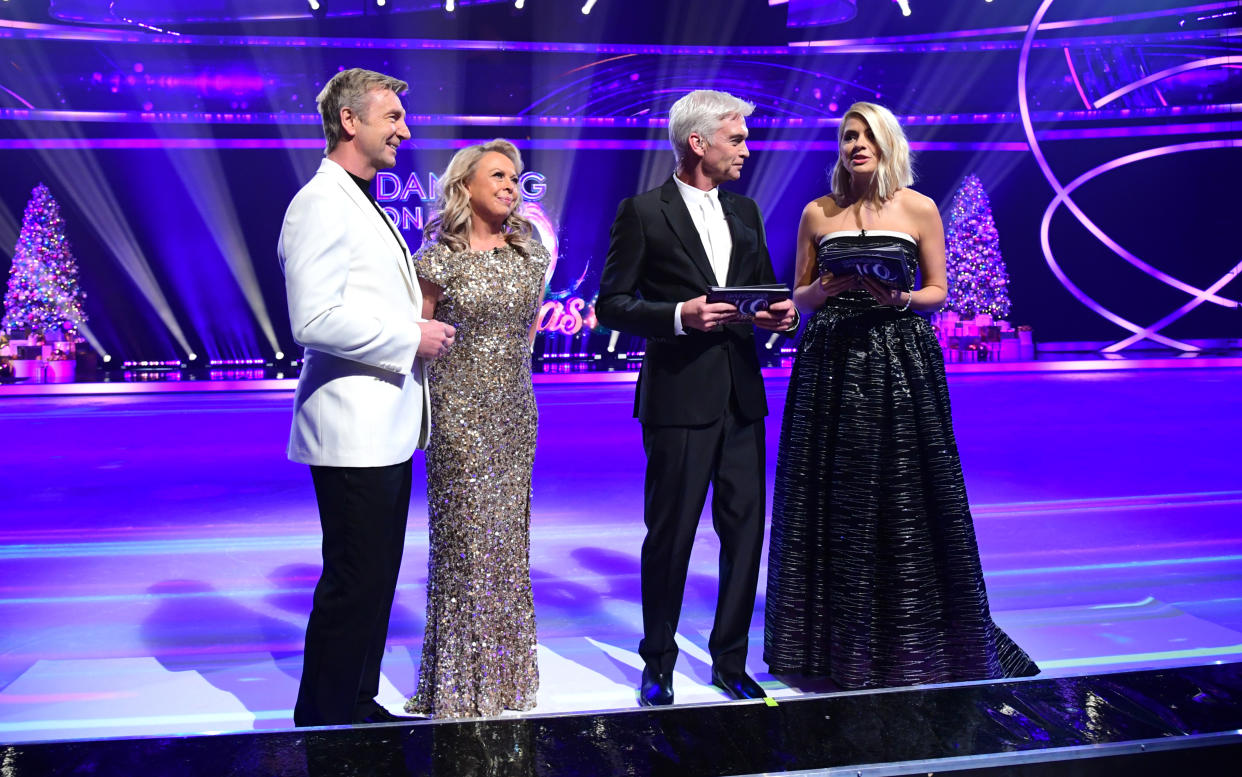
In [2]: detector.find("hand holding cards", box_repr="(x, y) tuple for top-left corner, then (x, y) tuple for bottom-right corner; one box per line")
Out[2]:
(817, 243), (913, 291)
(705, 284), (791, 318)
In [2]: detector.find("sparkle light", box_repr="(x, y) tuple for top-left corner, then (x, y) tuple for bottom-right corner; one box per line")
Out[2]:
(150, 131), (281, 363)
(5, 37), (195, 362)
(2, 105), (1234, 130)
(2, 17), (1230, 56)
(582, 0), (598, 14)
(1093, 56), (1236, 109)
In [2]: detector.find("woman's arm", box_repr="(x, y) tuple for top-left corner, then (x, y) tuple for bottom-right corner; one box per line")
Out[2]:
(791, 200), (857, 313)
(908, 191), (948, 312)
(858, 190), (947, 312)
(528, 289), (547, 348)
(419, 278), (442, 321)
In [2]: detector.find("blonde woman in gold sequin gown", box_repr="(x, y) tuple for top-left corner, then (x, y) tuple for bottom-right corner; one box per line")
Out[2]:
(404, 139), (549, 718)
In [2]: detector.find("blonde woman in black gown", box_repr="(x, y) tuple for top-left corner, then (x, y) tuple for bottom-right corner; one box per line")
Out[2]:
(405, 139), (549, 717)
(764, 103), (1038, 689)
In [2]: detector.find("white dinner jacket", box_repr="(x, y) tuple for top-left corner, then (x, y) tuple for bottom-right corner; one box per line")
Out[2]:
(278, 157), (431, 467)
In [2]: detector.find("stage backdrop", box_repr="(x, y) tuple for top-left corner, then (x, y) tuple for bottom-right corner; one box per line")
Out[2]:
(1, 0), (1237, 363)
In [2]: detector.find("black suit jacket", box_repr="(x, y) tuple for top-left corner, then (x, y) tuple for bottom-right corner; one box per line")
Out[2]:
(597, 177), (778, 427)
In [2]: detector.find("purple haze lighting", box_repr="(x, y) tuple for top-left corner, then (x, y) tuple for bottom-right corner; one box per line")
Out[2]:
(0, 139), (324, 150)
(1093, 56), (1237, 109)
(0, 20), (794, 55)
(793, 2), (1241, 47)
(3, 106), (1237, 128)
(1, 18), (1233, 56)
(793, 30), (1231, 54)
(0, 138), (1045, 153)
(1, 128), (1236, 154)
(160, 72), (268, 94)
(784, 0), (857, 28)
(1039, 122), (1242, 140)
(1019, 0), (1241, 353)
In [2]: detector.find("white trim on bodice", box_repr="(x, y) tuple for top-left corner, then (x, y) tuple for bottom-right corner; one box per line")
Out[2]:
(819, 229), (917, 245)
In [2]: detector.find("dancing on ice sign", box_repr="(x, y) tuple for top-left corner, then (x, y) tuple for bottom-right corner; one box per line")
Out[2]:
(376, 169), (592, 336)
(375, 170), (548, 233)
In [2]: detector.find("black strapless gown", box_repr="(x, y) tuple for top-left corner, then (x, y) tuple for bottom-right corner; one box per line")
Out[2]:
(763, 230), (1038, 689)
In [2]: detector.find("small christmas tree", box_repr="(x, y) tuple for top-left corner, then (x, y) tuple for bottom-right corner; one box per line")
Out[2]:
(944, 174), (1011, 319)
(2, 183), (88, 338)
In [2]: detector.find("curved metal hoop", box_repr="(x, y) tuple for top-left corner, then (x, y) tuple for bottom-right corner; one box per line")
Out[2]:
(1017, 0), (1240, 352)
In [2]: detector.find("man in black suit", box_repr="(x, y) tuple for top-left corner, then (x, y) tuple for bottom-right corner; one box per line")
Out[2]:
(597, 90), (797, 706)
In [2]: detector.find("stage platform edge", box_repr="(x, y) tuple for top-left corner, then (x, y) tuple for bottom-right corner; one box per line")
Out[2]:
(5, 662), (1240, 776)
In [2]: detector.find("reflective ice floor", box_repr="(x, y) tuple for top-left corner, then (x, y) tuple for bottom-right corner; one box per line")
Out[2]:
(1, 366), (1239, 743)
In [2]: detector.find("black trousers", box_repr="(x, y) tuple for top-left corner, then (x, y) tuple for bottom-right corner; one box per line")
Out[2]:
(293, 459), (413, 727)
(638, 403), (765, 676)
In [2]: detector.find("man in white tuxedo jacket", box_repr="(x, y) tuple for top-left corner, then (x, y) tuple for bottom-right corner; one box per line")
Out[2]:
(279, 68), (455, 727)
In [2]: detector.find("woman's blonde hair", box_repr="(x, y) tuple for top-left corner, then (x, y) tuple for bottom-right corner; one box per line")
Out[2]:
(830, 102), (914, 203)
(423, 139), (537, 256)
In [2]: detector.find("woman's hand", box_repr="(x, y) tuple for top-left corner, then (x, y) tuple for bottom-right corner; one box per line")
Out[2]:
(819, 271), (859, 299)
(860, 276), (910, 309)
(795, 271), (858, 313)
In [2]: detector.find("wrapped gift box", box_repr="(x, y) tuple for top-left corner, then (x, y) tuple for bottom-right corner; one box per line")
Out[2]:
(11, 359), (41, 380)
(44, 360), (77, 382)
(930, 314), (1034, 362)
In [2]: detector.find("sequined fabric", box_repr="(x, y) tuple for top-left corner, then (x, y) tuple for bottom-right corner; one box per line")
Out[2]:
(763, 232), (1038, 689)
(405, 241), (548, 718)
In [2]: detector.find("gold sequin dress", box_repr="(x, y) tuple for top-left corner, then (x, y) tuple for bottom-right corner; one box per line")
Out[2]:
(405, 240), (548, 718)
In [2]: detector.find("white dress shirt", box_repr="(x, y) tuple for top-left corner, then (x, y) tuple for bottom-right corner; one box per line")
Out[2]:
(672, 174), (733, 335)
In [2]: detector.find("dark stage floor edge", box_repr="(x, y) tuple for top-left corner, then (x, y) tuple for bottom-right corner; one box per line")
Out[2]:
(6, 662), (1240, 777)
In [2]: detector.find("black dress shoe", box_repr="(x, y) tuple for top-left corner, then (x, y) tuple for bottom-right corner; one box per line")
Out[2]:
(638, 667), (674, 707)
(353, 703), (424, 725)
(711, 668), (767, 700)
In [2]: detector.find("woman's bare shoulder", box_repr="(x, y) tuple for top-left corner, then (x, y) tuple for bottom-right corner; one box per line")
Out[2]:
(893, 187), (936, 215)
(803, 194), (845, 221)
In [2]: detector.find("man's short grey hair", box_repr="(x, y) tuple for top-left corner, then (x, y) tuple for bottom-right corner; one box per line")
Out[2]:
(668, 90), (755, 167)
(316, 68), (409, 154)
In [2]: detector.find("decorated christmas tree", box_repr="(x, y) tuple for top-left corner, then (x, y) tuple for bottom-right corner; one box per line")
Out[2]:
(2, 183), (87, 338)
(943, 174), (1011, 319)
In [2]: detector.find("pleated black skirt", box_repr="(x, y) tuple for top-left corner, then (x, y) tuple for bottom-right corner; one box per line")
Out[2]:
(763, 301), (1038, 689)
